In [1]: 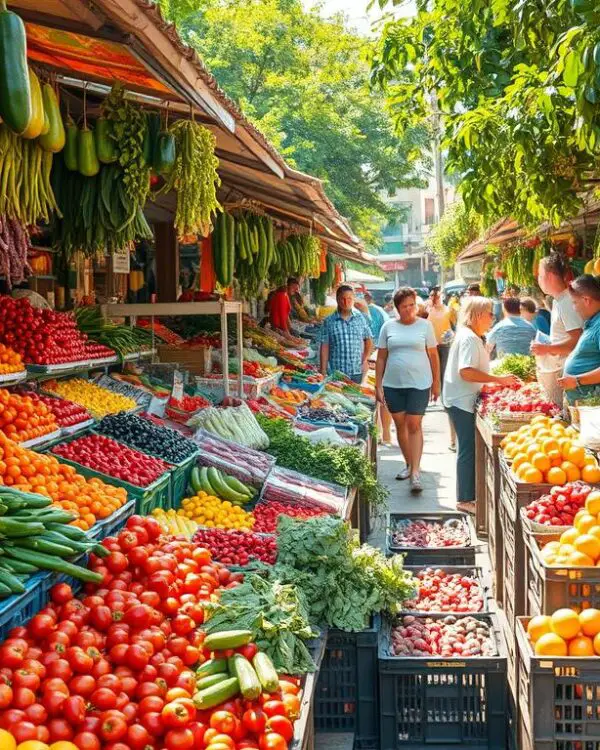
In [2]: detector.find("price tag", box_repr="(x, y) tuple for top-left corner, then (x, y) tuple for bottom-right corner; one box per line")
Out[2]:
(112, 249), (130, 274)
(171, 371), (184, 402)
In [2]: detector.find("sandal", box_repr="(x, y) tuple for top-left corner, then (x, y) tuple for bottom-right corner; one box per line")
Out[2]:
(457, 501), (476, 515)
(396, 466), (411, 481)
(410, 474), (423, 494)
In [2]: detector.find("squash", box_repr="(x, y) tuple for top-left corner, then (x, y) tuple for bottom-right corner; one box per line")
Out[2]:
(21, 69), (44, 139)
(78, 127), (100, 177)
(95, 116), (117, 164)
(63, 118), (78, 170)
(0, 1), (32, 134)
(39, 84), (66, 153)
(154, 132), (176, 176)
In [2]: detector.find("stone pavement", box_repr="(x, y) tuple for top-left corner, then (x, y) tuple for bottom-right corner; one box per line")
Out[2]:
(314, 405), (458, 750)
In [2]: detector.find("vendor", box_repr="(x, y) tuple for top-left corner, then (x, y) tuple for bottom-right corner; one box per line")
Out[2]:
(558, 275), (600, 402)
(531, 253), (582, 405)
(268, 277), (300, 334)
(319, 285), (373, 383)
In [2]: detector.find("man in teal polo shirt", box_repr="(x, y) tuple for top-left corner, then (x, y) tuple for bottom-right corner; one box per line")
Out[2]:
(558, 275), (600, 402)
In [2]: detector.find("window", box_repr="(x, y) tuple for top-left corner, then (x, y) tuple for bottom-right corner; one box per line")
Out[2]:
(424, 198), (436, 225)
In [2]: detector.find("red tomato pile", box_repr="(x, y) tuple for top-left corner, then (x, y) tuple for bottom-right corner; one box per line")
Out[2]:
(391, 519), (470, 548)
(524, 481), (592, 526)
(52, 435), (170, 488)
(192, 529), (278, 566)
(390, 615), (495, 657)
(252, 502), (327, 534)
(478, 383), (557, 417)
(0, 515), (300, 750)
(0, 297), (114, 366)
(403, 568), (485, 613)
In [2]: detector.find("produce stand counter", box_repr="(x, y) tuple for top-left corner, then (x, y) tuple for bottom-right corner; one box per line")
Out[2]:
(102, 301), (247, 398)
(292, 629), (328, 750)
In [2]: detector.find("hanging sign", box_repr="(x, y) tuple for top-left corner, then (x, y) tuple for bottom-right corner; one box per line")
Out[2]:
(112, 249), (130, 274)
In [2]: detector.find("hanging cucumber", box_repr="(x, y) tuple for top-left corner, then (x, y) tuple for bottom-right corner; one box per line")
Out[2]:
(0, 1), (32, 135)
(146, 112), (161, 170)
(155, 132), (176, 177)
(39, 85), (66, 153)
(227, 212), (236, 286)
(95, 117), (117, 164)
(21, 69), (44, 139)
(78, 127), (100, 177)
(63, 118), (79, 170)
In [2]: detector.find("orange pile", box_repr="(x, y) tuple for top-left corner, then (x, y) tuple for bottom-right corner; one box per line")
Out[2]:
(541, 490), (600, 567)
(0, 345), (24, 375)
(0, 432), (127, 530)
(527, 608), (600, 656)
(501, 415), (600, 485)
(0, 389), (58, 443)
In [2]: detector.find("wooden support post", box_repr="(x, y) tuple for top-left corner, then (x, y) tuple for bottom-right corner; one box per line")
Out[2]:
(154, 222), (179, 302)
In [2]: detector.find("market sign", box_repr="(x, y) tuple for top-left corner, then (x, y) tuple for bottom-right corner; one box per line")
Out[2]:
(379, 260), (408, 272)
(112, 249), (131, 275)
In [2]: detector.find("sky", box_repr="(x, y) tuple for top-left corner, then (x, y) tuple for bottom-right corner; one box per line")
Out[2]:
(301, 0), (416, 34)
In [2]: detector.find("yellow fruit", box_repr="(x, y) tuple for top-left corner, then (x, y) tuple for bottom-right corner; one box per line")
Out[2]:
(574, 534), (600, 562)
(546, 467), (567, 485)
(0, 730), (16, 750)
(567, 445), (586, 468)
(568, 550), (596, 566)
(49, 744), (79, 750)
(561, 461), (581, 482)
(577, 513), (597, 534)
(551, 608), (582, 640)
(527, 443), (542, 459)
(18, 744), (49, 750)
(532, 452), (551, 473)
(522, 466), (543, 484)
(560, 528), (579, 545)
(568, 635), (595, 656)
(527, 615), (552, 643)
(579, 608), (600, 637)
(535, 632), (567, 656)
(582, 464), (600, 484)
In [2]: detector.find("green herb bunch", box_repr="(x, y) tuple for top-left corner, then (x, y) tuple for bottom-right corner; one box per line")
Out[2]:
(491, 353), (536, 381)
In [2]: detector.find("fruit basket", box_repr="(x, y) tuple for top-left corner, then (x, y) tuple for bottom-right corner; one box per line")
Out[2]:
(402, 566), (491, 616)
(386, 512), (479, 565)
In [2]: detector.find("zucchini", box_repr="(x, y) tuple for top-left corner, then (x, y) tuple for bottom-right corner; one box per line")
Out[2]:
(203, 630), (254, 651)
(4, 547), (103, 583)
(193, 677), (239, 710)
(0, 569), (25, 594)
(18, 537), (78, 557)
(95, 117), (117, 164)
(64, 118), (78, 171)
(47, 523), (88, 540)
(0, 519), (45, 537)
(21, 68), (44, 139)
(196, 672), (230, 691)
(228, 654), (261, 700)
(78, 127), (100, 177)
(252, 652), (280, 693)
(15, 509), (75, 523)
(155, 132), (176, 176)
(0, 581), (13, 597)
(39, 530), (92, 554)
(0, 558), (37, 574)
(196, 658), (228, 677)
(39, 83), (66, 153)
(0, 1), (32, 134)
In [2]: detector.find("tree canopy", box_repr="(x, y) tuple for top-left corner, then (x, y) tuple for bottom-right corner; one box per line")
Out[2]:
(371, 0), (600, 230)
(155, 0), (430, 251)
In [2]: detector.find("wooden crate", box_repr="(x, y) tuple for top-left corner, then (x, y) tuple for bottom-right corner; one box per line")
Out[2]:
(157, 345), (211, 376)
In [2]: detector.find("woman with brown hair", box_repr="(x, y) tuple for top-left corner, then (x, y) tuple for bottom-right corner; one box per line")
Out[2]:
(375, 287), (440, 494)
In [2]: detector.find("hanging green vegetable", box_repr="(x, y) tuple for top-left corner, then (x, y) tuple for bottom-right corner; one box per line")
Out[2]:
(38, 84), (65, 153)
(95, 117), (117, 164)
(156, 118), (221, 237)
(78, 127), (100, 177)
(0, 1), (32, 135)
(63, 118), (78, 171)
(21, 69), (44, 140)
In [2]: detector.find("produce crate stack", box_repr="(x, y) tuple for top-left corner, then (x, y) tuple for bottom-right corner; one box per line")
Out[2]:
(386, 512), (479, 565)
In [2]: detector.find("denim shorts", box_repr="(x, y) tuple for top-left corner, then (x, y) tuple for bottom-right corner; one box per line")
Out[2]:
(383, 386), (430, 416)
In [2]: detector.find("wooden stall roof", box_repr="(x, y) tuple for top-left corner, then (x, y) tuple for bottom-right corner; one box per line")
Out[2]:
(9, 0), (371, 263)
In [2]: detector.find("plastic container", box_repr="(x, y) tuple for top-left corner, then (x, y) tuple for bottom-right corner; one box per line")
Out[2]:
(89, 498), (136, 541)
(378, 614), (507, 749)
(386, 512), (478, 565)
(516, 615), (600, 749)
(167, 453), (199, 509)
(314, 617), (379, 749)
(401, 566), (492, 616)
(0, 573), (49, 641)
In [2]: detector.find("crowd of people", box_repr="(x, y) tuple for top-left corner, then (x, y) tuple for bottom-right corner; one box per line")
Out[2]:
(263, 256), (600, 515)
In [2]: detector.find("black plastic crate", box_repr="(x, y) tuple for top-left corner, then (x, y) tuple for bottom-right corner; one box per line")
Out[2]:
(314, 618), (379, 749)
(378, 614), (508, 749)
(386, 512), (478, 565)
(516, 616), (600, 749)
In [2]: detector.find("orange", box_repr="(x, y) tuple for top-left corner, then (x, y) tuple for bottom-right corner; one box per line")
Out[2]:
(516, 462), (533, 479)
(582, 464), (600, 484)
(512, 453), (529, 472)
(0, 729), (16, 750)
(586, 491), (600, 516)
(567, 445), (587, 468)
(566, 550), (595, 566)
(542, 438), (559, 454)
(523, 466), (543, 484)
(534, 632), (567, 656)
(584, 455), (598, 466)
(551, 608), (582, 640)
(531, 452), (551, 473)
(579, 608), (600, 637)
(527, 615), (552, 643)
(574, 534), (600, 561)
(561, 461), (581, 482)
(546, 467), (567, 485)
(589, 526), (600, 542)
(568, 635), (595, 656)
(593, 632), (600, 655)
(527, 443), (543, 459)
(559, 439), (573, 459)
(560, 527), (579, 546)
(576, 513), (597, 534)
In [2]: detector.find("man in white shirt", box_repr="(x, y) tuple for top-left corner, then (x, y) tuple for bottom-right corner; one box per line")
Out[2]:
(531, 254), (583, 404)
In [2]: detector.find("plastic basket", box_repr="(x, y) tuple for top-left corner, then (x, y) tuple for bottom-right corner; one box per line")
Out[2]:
(401, 566), (492, 616)
(516, 616), (600, 749)
(89, 498), (136, 542)
(0, 573), (49, 641)
(167, 453), (199, 509)
(386, 512), (478, 565)
(378, 614), (507, 749)
(314, 616), (379, 749)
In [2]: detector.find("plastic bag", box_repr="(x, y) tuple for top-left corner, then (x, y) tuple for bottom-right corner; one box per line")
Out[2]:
(579, 406), (600, 450)
(294, 426), (346, 445)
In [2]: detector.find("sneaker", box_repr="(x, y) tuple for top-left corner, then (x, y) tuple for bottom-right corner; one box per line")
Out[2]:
(396, 466), (411, 481)
(410, 473), (423, 494)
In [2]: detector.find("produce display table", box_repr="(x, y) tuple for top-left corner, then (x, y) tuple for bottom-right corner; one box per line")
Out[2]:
(293, 629), (328, 750)
(475, 414), (505, 600)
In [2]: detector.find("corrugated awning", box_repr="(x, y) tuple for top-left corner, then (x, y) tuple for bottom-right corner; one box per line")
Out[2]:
(458, 218), (527, 262)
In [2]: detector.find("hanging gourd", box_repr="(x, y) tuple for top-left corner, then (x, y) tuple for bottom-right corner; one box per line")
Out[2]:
(21, 69), (44, 139)
(78, 86), (99, 177)
(0, 1), (32, 135)
(39, 84), (66, 153)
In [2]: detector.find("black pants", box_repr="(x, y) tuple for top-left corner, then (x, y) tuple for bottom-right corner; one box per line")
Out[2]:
(448, 406), (476, 502)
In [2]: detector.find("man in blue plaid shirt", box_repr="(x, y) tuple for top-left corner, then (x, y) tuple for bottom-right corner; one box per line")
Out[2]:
(319, 285), (373, 383)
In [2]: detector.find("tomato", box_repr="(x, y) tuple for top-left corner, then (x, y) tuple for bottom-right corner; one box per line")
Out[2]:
(164, 687), (190, 702)
(0, 709), (26, 729)
(36, 725), (50, 743)
(258, 732), (288, 750)
(238, 643), (259, 661)
(46, 659), (73, 682)
(64, 695), (87, 726)
(48, 718), (74, 741)
(12, 721), (38, 743)
(165, 727), (194, 750)
(0, 684), (12, 709)
(101, 714), (128, 742)
(51, 583), (74, 605)
(266, 716), (293, 742)
(138, 665), (158, 683)
(138, 695), (165, 716)
(210, 711), (237, 735)
(0, 644), (25, 669)
(42, 692), (66, 718)
(22, 660), (44, 679)
(188, 721), (207, 748)
(243, 708), (267, 734)
(278, 681), (299, 696)
(57, 621), (78, 640)
(174, 671), (195, 695)
(28, 614), (56, 640)
(90, 688), (118, 711)
(13, 670), (40, 692)
(73, 730), (101, 750)
(140, 712), (163, 737)
(123, 605), (152, 630)
(281, 694), (301, 720)
(125, 645), (149, 671)
(126, 723), (152, 750)
(97, 675), (122, 693)
(161, 700), (194, 728)
(68, 675), (95, 698)
(24, 703), (47, 725)
(12, 687), (36, 709)
(171, 615), (194, 636)
(156, 663), (179, 687)
(262, 701), (287, 718)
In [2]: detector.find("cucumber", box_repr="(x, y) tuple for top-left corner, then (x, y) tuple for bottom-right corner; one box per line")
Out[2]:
(228, 654), (261, 700)
(193, 677), (239, 710)
(199, 466), (215, 495)
(0, 569), (25, 594)
(196, 658), (228, 677)
(222, 474), (253, 498)
(207, 467), (248, 504)
(196, 672), (230, 691)
(18, 537), (79, 558)
(190, 466), (202, 494)
(0, 558), (37, 574)
(0, 519), (45, 537)
(252, 652), (280, 693)
(203, 630), (253, 651)
(4, 547), (103, 583)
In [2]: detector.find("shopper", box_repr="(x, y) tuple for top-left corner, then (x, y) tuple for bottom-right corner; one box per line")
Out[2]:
(486, 297), (536, 357)
(319, 285), (373, 383)
(520, 296), (551, 335)
(443, 296), (519, 514)
(268, 277), (300, 334)
(531, 254), (583, 405)
(558, 275), (600, 402)
(427, 286), (457, 450)
(467, 283), (481, 296)
(363, 291), (388, 342)
(375, 287), (440, 494)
